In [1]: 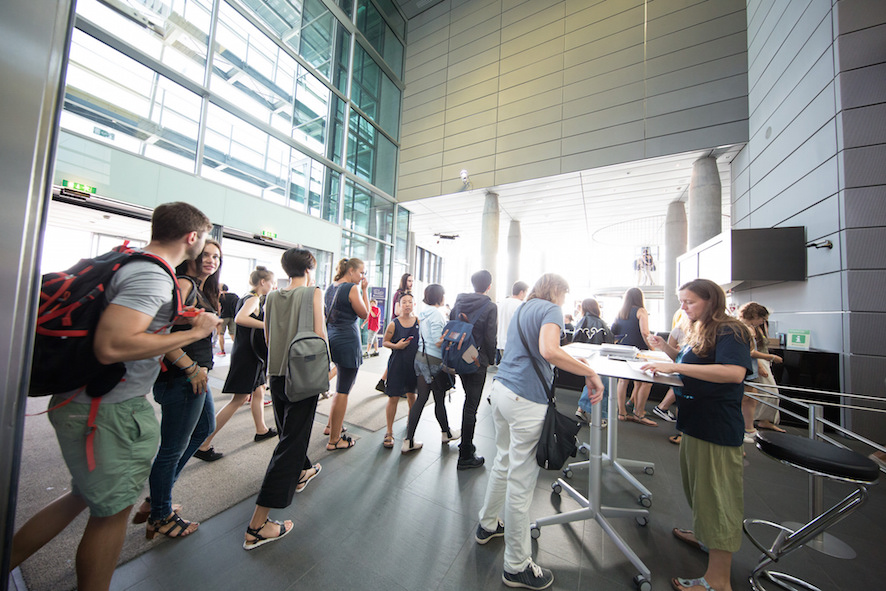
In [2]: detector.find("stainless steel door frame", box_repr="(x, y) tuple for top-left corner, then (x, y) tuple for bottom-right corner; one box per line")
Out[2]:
(0, 1), (76, 586)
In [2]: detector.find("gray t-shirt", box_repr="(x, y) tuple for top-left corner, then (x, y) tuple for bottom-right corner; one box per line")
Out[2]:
(265, 286), (317, 377)
(71, 258), (176, 404)
(494, 298), (564, 405)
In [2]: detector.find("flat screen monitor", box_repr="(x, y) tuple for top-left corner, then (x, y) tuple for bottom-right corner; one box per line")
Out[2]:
(732, 227), (806, 281)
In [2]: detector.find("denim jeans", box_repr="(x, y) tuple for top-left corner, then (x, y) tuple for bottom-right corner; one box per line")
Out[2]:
(149, 375), (215, 521)
(478, 380), (547, 574)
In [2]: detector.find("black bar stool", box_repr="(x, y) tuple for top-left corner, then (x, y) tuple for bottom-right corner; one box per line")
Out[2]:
(744, 431), (879, 591)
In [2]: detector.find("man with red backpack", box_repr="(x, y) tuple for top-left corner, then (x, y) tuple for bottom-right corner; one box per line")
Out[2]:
(11, 202), (221, 591)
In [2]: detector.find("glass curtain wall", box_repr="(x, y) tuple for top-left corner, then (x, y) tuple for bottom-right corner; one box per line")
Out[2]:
(61, 0), (404, 240)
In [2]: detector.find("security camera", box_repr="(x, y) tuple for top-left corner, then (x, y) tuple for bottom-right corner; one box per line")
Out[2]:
(460, 169), (469, 182)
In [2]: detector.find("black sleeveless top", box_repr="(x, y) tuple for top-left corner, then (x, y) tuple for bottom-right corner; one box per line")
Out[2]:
(159, 276), (215, 381)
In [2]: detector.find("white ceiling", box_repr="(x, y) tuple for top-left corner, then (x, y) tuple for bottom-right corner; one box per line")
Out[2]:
(403, 145), (744, 257)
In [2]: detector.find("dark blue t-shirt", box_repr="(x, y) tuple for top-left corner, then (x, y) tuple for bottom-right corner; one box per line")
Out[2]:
(674, 326), (753, 447)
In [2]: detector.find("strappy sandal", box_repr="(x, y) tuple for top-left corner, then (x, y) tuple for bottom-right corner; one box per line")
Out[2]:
(632, 413), (658, 427)
(146, 512), (198, 540)
(296, 463), (321, 493)
(382, 433), (394, 449)
(132, 498), (181, 524)
(617, 413), (629, 422)
(669, 434), (682, 445)
(243, 518), (291, 551)
(326, 434), (355, 451)
(671, 576), (715, 591)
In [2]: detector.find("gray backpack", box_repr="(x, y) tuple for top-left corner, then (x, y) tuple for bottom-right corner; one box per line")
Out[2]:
(284, 287), (330, 402)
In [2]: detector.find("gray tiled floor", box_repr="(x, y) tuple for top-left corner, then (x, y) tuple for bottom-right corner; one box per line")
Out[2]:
(107, 380), (885, 591)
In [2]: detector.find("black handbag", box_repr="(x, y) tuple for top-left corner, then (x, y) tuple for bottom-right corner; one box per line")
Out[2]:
(515, 306), (582, 470)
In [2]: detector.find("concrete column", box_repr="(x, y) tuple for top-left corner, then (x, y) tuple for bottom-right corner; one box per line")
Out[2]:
(664, 201), (688, 322)
(688, 157), (722, 249)
(507, 219), (521, 295)
(481, 191), (499, 297)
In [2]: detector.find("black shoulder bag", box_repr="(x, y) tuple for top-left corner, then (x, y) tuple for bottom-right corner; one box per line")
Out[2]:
(515, 306), (582, 470)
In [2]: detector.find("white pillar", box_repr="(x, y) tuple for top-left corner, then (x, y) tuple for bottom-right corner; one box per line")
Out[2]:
(688, 157), (722, 249)
(481, 191), (499, 297)
(664, 201), (688, 321)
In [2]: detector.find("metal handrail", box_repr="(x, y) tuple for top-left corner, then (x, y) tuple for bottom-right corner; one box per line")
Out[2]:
(743, 381), (886, 460)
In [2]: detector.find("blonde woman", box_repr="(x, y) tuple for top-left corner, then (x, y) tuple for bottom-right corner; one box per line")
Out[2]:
(195, 266), (277, 461)
(739, 302), (784, 440)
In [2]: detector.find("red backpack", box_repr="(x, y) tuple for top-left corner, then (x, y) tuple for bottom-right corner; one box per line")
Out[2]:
(29, 242), (182, 398)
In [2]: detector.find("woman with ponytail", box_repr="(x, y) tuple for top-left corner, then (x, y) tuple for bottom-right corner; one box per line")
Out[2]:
(323, 258), (369, 450)
(195, 266), (277, 461)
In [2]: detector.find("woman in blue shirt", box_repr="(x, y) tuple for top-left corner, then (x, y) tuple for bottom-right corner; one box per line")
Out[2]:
(644, 279), (753, 591)
(475, 274), (604, 591)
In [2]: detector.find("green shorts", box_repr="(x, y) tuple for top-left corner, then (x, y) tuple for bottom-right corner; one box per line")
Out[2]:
(680, 434), (744, 552)
(49, 395), (160, 517)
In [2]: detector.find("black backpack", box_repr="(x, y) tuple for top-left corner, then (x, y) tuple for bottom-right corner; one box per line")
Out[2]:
(29, 243), (181, 397)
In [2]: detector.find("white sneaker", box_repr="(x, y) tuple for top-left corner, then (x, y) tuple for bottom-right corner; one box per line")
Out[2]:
(652, 406), (677, 422)
(575, 409), (591, 424)
(442, 429), (461, 443)
(744, 430), (758, 444)
(401, 438), (423, 454)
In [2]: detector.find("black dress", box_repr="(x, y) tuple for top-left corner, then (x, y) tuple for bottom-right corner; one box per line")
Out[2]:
(222, 293), (266, 393)
(611, 306), (648, 350)
(384, 318), (419, 397)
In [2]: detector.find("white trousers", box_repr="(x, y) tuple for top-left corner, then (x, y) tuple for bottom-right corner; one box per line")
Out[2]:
(478, 380), (548, 573)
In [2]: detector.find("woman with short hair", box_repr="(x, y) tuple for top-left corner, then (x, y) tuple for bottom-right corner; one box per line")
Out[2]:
(243, 247), (325, 549)
(475, 274), (604, 590)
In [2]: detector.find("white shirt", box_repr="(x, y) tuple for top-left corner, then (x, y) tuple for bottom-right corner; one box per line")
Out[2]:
(497, 296), (523, 351)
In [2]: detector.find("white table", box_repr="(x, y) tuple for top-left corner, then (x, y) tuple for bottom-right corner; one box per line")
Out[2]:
(530, 344), (682, 591)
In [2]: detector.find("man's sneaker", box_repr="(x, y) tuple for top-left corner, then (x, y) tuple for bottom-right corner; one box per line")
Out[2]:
(375, 379), (386, 393)
(475, 519), (504, 544)
(442, 429), (462, 443)
(502, 560), (553, 590)
(401, 438), (423, 454)
(744, 429), (758, 444)
(193, 447), (223, 462)
(652, 406), (676, 422)
(457, 455), (485, 470)
(575, 408), (591, 424)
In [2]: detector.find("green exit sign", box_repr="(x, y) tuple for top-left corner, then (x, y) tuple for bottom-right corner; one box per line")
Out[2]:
(261, 230), (276, 239)
(786, 329), (811, 351)
(61, 179), (97, 194)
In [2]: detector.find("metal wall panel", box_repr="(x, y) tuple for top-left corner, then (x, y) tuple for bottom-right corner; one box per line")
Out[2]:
(0, 0), (75, 581)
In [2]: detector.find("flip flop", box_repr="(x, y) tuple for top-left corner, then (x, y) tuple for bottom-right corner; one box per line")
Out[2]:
(671, 576), (715, 591)
(326, 434), (356, 451)
(672, 528), (708, 552)
(669, 434), (682, 445)
(296, 463), (321, 493)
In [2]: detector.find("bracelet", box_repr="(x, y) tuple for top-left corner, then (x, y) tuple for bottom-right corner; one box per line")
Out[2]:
(171, 352), (187, 366)
(185, 366), (205, 382)
(182, 361), (198, 374)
